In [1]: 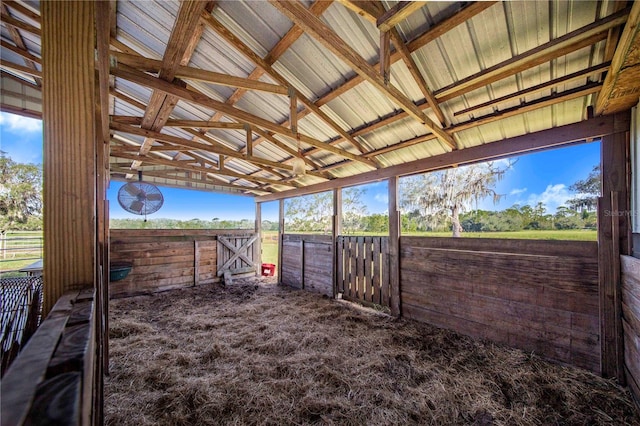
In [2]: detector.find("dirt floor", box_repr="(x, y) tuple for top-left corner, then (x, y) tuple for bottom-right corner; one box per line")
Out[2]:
(105, 278), (640, 425)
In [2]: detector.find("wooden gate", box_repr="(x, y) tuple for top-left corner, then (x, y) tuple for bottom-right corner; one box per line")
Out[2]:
(337, 236), (389, 308)
(216, 234), (258, 279)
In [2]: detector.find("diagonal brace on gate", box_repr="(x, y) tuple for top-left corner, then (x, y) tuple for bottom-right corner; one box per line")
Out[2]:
(216, 235), (258, 277)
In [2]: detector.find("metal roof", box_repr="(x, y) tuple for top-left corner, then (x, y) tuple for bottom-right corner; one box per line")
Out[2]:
(1, 0), (638, 197)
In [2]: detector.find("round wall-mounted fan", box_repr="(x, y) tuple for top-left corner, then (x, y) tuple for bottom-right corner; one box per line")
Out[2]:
(117, 179), (164, 220)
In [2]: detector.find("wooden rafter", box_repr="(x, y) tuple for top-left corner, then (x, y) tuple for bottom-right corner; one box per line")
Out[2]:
(0, 11), (41, 37)
(316, 2), (497, 108)
(341, 0), (448, 126)
(595, 0), (640, 115)
(434, 8), (629, 102)
(203, 0), (333, 172)
(377, 1), (425, 33)
(111, 63), (377, 168)
(257, 114), (628, 202)
(113, 52), (289, 95)
(110, 121), (327, 180)
(129, 0), (212, 174)
(111, 150), (297, 188)
(201, 12), (377, 160)
(110, 167), (271, 194)
(269, 0), (456, 150)
(454, 62), (611, 117)
(0, 60), (41, 78)
(0, 4), (41, 86)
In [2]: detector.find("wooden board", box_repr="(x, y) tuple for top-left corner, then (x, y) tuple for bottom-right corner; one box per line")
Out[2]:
(302, 241), (332, 297)
(399, 237), (600, 372)
(622, 255), (640, 408)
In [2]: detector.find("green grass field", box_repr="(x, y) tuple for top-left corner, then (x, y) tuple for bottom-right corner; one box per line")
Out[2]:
(1, 231), (43, 273)
(258, 229), (596, 271)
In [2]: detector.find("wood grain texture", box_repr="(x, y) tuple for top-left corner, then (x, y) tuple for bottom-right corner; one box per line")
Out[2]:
(42, 0), (96, 315)
(400, 237), (600, 372)
(622, 255), (640, 408)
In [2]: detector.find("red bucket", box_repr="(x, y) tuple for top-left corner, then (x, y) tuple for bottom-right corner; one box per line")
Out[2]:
(261, 263), (275, 276)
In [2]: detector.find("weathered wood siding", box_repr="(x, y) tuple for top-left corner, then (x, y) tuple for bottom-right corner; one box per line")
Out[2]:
(109, 230), (224, 297)
(281, 234), (333, 296)
(1, 288), (97, 426)
(621, 255), (640, 409)
(401, 237), (600, 372)
(337, 236), (390, 308)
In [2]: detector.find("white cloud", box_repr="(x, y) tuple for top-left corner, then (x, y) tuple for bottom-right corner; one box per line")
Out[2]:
(509, 187), (527, 196)
(0, 112), (42, 133)
(374, 192), (388, 204)
(526, 184), (572, 213)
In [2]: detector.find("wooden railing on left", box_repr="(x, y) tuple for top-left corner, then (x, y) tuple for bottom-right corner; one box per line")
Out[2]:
(1, 288), (97, 425)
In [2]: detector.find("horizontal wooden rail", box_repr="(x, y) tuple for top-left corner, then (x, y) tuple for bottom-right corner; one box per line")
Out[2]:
(1, 287), (96, 426)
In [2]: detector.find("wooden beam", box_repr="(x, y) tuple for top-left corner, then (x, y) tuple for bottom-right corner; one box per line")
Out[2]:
(201, 12), (375, 159)
(0, 103), (41, 119)
(0, 11), (41, 37)
(1, 60), (42, 78)
(0, 39), (41, 65)
(434, 8), (629, 102)
(388, 176), (401, 317)
(599, 124), (631, 381)
(256, 114), (628, 201)
(3, 1), (40, 22)
(110, 167), (270, 193)
(254, 202), (262, 276)
(595, 0), (640, 115)
(111, 63), (377, 168)
(131, 0), (211, 172)
(112, 52), (289, 95)
(332, 188), (342, 297)
(454, 62), (611, 117)
(339, 0), (448, 126)
(317, 1), (496, 107)
(269, 0), (456, 150)
(450, 82), (603, 133)
(42, 0), (96, 314)
(111, 150), (296, 188)
(278, 199), (284, 281)
(379, 31), (390, 85)
(110, 121), (325, 178)
(164, 120), (245, 129)
(377, 1), (424, 33)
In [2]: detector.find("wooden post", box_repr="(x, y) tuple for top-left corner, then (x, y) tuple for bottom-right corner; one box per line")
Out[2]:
(599, 121), (630, 381)
(278, 199), (284, 282)
(388, 176), (401, 317)
(42, 1), (97, 315)
(380, 30), (391, 85)
(333, 188), (342, 297)
(255, 202), (262, 276)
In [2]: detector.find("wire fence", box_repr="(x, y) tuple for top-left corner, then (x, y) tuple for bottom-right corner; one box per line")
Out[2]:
(1, 276), (44, 376)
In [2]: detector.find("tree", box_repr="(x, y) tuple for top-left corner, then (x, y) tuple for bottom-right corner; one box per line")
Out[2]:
(284, 188), (366, 234)
(0, 154), (43, 230)
(567, 165), (600, 212)
(400, 161), (510, 237)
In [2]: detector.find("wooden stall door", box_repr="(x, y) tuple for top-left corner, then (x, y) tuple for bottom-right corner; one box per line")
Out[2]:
(216, 234), (258, 278)
(337, 236), (390, 309)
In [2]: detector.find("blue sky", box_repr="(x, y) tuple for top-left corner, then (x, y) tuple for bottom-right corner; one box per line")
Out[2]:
(1, 111), (599, 222)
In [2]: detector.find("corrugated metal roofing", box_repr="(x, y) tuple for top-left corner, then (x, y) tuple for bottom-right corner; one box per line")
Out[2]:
(1, 0), (636, 197)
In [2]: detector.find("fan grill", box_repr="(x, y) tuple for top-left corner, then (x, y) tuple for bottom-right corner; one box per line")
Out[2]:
(117, 182), (164, 216)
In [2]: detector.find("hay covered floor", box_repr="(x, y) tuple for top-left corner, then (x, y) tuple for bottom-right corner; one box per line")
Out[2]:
(105, 279), (639, 425)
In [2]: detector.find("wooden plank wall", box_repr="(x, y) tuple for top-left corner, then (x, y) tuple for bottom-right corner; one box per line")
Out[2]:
(280, 234), (333, 297)
(336, 236), (390, 308)
(400, 237), (600, 373)
(1, 288), (97, 425)
(621, 255), (640, 409)
(109, 230), (221, 297)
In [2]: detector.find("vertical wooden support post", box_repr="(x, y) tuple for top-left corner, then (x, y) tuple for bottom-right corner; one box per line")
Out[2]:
(278, 199), (285, 282)
(333, 188), (342, 297)
(42, 0), (97, 315)
(599, 119), (630, 381)
(380, 31), (391, 85)
(245, 124), (253, 157)
(255, 202), (262, 276)
(388, 176), (401, 317)
(194, 240), (200, 285)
